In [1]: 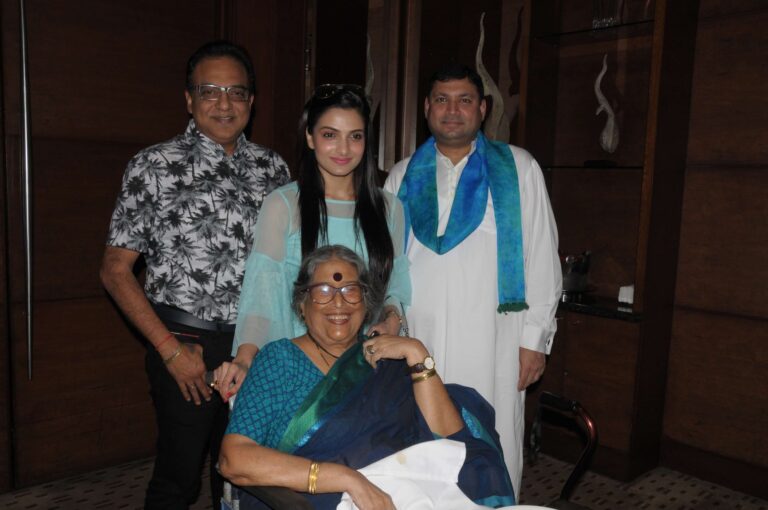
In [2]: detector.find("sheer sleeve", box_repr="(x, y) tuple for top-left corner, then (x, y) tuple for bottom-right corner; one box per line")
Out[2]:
(233, 187), (298, 352)
(384, 192), (412, 311)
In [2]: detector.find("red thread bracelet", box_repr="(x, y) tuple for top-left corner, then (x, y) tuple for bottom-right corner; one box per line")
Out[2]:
(155, 332), (175, 350)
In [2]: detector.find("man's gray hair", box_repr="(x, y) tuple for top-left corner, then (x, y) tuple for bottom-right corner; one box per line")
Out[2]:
(292, 245), (384, 323)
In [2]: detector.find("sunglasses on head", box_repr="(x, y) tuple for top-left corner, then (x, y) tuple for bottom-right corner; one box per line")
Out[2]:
(313, 83), (366, 100)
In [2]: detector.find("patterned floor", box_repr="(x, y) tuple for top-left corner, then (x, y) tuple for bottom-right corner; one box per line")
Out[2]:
(0, 453), (765, 509)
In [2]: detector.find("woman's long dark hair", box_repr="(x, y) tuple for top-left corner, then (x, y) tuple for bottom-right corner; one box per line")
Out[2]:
(297, 86), (394, 296)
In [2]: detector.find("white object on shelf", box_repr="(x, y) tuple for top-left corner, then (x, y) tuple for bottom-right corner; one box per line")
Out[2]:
(618, 284), (634, 304)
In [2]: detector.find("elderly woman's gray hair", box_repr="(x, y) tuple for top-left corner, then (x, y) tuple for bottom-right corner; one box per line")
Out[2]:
(292, 245), (385, 323)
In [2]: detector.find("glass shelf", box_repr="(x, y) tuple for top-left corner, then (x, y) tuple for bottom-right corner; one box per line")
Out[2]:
(559, 295), (642, 322)
(542, 164), (644, 171)
(534, 19), (654, 46)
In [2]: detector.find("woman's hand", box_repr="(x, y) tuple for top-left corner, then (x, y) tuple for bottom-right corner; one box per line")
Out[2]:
(361, 334), (429, 368)
(366, 306), (403, 337)
(211, 343), (259, 401)
(345, 471), (395, 510)
(211, 360), (249, 402)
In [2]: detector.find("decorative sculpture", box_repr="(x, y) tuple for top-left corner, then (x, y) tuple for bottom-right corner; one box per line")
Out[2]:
(594, 54), (619, 154)
(476, 12), (510, 143)
(364, 34), (378, 117)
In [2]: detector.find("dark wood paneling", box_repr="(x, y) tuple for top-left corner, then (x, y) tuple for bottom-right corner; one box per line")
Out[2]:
(661, 438), (768, 500)
(562, 314), (639, 452)
(2, 138), (148, 302)
(663, 309), (768, 468)
(5, 0), (218, 144)
(529, 0), (655, 34)
(674, 167), (768, 318)
(0, 40), (10, 492)
(686, 7), (768, 165)
(10, 298), (155, 485)
(1, 0), (231, 491)
(315, 0), (367, 86)
(269, 0), (310, 174)
(232, 0), (307, 173)
(549, 168), (643, 299)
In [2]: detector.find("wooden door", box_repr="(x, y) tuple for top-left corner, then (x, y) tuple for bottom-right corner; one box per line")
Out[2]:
(0, 0), (224, 488)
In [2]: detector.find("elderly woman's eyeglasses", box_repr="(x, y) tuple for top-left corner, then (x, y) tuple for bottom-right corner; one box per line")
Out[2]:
(190, 84), (251, 102)
(314, 83), (365, 100)
(305, 283), (364, 304)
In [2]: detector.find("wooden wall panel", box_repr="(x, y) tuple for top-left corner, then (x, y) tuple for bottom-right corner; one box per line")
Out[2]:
(0, 53), (10, 492)
(1, 139), (147, 302)
(1, 0), (231, 491)
(232, 0), (308, 170)
(685, 6), (768, 165)
(660, 0), (768, 496)
(315, 0), (368, 86)
(10, 298), (155, 485)
(21, 0), (216, 143)
(674, 167), (768, 318)
(663, 309), (768, 468)
(563, 314), (639, 452)
(550, 168), (643, 299)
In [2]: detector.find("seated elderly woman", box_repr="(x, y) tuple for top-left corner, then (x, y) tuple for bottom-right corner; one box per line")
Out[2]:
(219, 245), (515, 510)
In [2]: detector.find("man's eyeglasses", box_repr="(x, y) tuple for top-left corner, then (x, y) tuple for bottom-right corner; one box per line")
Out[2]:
(305, 283), (364, 305)
(314, 83), (366, 101)
(190, 84), (251, 102)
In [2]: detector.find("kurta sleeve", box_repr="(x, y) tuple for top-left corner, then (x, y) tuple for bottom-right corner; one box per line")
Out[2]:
(233, 188), (296, 352)
(384, 192), (412, 311)
(509, 147), (562, 354)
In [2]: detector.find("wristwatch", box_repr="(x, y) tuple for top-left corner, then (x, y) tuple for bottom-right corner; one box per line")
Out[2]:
(408, 355), (435, 374)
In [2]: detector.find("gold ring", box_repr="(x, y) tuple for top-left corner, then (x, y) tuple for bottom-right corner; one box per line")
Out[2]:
(366, 345), (376, 356)
(209, 380), (218, 389)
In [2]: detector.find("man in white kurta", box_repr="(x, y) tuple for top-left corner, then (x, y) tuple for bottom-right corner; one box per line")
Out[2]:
(384, 65), (561, 498)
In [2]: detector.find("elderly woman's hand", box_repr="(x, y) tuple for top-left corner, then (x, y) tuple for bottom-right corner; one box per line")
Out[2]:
(361, 334), (429, 369)
(346, 470), (396, 510)
(366, 306), (403, 337)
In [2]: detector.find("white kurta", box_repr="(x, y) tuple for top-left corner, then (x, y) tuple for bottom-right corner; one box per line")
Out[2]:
(384, 142), (561, 497)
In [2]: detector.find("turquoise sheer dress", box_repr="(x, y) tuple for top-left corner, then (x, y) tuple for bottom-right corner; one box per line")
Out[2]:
(232, 182), (411, 354)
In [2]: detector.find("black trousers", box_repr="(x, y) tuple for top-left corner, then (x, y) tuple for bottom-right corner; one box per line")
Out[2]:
(144, 319), (233, 510)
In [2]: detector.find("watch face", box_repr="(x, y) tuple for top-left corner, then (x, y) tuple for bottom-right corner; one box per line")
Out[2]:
(424, 357), (435, 370)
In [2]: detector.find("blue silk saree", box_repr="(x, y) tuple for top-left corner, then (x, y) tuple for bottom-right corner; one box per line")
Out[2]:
(235, 342), (515, 509)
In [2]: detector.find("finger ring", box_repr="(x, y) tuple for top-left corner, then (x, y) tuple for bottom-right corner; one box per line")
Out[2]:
(366, 345), (376, 355)
(209, 380), (218, 389)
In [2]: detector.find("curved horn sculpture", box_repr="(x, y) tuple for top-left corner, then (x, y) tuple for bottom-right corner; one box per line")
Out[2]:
(594, 54), (619, 154)
(476, 12), (510, 143)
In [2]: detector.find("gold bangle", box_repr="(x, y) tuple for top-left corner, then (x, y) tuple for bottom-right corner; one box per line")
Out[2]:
(411, 368), (437, 383)
(163, 344), (182, 365)
(307, 461), (320, 494)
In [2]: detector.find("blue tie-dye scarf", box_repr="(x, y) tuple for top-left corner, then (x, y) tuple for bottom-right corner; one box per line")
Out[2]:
(398, 133), (527, 312)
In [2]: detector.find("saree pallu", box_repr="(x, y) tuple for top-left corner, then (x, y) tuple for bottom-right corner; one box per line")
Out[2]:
(237, 343), (515, 509)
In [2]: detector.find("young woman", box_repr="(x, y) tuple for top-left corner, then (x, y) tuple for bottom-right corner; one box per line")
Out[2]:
(214, 84), (410, 397)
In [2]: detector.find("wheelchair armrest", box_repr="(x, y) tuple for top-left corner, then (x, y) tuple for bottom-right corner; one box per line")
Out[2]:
(239, 485), (314, 510)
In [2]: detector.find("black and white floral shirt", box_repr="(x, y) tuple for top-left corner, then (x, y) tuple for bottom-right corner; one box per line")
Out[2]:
(107, 120), (290, 322)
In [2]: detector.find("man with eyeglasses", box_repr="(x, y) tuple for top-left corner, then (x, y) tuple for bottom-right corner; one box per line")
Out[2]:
(385, 63), (561, 498)
(100, 40), (290, 509)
